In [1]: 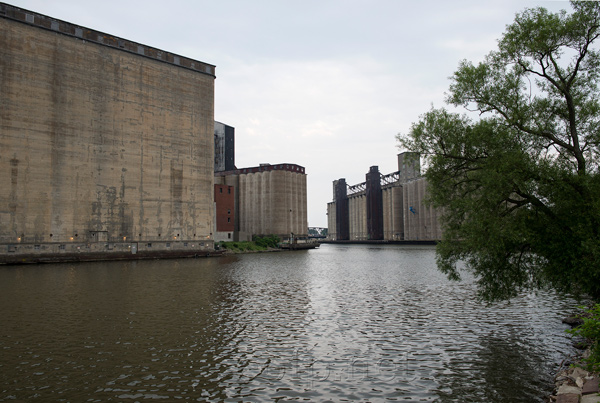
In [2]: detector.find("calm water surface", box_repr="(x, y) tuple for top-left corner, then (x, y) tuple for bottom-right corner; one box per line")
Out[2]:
(0, 244), (577, 402)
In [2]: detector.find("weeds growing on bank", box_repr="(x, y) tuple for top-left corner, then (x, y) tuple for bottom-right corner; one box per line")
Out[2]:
(219, 241), (264, 252)
(567, 303), (600, 372)
(218, 235), (281, 253)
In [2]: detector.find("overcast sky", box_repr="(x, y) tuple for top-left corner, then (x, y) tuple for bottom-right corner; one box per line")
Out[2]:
(10, 0), (571, 227)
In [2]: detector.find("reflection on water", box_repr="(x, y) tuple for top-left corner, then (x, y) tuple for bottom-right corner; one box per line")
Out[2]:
(0, 244), (576, 402)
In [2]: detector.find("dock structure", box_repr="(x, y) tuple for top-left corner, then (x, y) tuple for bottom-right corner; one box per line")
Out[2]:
(327, 153), (442, 242)
(279, 238), (320, 250)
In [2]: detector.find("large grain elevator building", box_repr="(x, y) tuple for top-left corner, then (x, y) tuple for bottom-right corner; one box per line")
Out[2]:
(0, 3), (216, 263)
(213, 123), (308, 242)
(327, 153), (442, 242)
(215, 163), (308, 241)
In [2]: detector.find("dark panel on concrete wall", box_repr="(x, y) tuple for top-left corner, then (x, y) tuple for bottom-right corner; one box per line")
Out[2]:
(215, 122), (235, 172)
(334, 179), (349, 241)
(224, 124), (235, 171)
(366, 166), (383, 240)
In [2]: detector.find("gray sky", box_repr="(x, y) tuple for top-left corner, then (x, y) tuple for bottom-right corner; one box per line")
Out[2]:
(10, 0), (571, 227)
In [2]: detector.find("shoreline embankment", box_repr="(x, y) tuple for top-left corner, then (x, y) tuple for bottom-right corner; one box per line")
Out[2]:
(549, 314), (599, 402)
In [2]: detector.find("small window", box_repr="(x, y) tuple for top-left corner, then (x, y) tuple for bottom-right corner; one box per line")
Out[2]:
(34, 245), (40, 250)
(227, 217), (231, 223)
(147, 243), (152, 248)
(219, 188), (223, 193)
(166, 243), (171, 248)
(184, 242), (188, 247)
(227, 209), (231, 215)
(228, 188), (231, 194)
(228, 233), (231, 239)
(59, 244), (66, 250)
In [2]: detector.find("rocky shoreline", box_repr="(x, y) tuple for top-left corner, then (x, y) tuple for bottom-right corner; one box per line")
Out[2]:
(549, 315), (599, 403)
(549, 348), (599, 402)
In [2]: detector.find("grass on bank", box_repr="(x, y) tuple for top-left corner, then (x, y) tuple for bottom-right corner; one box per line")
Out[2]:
(218, 235), (281, 253)
(219, 241), (266, 252)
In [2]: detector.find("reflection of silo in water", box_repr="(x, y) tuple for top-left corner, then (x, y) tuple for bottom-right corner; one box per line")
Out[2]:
(119, 258), (233, 400)
(205, 252), (313, 390)
(0, 246), (579, 401)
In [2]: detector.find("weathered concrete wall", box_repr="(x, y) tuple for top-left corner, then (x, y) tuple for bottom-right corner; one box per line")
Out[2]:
(216, 164), (308, 240)
(238, 169), (307, 238)
(348, 194), (366, 240)
(327, 202), (336, 240)
(402, 178), (442, 241)
(0, 8), (215, 262)
(398, 152), (421, 183)
(338, 180), (440, 242)
(382, 185), (403, 240)
(329, 152), (441, 242)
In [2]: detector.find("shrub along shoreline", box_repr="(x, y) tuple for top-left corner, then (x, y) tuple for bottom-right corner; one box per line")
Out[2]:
(218, 241), (282, 254)
(217, 235), (282, 254)
(550, 305), (600, 401)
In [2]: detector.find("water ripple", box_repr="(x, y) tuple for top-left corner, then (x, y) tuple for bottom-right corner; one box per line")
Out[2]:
(0, 244), (577, 402)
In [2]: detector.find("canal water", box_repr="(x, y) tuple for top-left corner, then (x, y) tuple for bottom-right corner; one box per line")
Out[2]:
(0, 244), (577, 402)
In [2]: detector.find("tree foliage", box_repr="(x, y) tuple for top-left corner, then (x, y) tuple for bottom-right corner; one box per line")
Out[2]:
(399, 2), (600, 301)
(567, 304), (600, 372)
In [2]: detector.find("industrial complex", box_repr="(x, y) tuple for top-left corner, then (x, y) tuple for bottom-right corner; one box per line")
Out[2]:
(1, 1), (434, 263)
(327, 152), (442, 242)
(0, 3), (307, 263)
(213, 123), (308, 242)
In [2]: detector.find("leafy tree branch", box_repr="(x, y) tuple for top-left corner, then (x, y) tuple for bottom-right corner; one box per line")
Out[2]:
(398, 1), (600, 301)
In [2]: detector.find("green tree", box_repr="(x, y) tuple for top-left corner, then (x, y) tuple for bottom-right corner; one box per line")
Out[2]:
(399, 1), (600, 301)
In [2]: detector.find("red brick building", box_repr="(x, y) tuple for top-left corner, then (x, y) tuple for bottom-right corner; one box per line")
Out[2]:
(214, 184), (234, 239)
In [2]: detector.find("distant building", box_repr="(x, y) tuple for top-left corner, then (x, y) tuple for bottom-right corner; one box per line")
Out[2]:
(327, 152), (442, 242)
(214, 122), (235, 172)
(0, 4), (216, 263)
(213, 124), (308, 241)
(215, 163), (308, 241)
